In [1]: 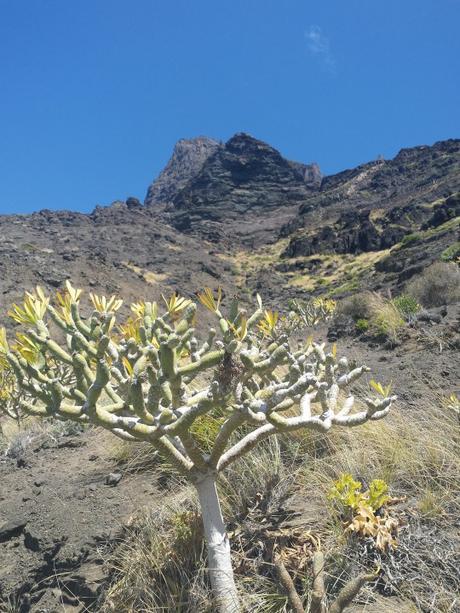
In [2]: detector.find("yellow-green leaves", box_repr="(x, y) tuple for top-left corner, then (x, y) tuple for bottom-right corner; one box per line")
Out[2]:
(444, 393), (460, 418)
(367, 479), (390, 511)
(90, 293), (123, 313)
(122, 356), (134, 376)
(0, 327), (9, 354)
(197, 287), (223, 314)
(13, 333), (44, 367)
(0, 327), (9, 370)
(258, 310), (279, 337)
(328, 473), (363, 512)
(118, 317), (142, 343)
(329, 473), (397, 551)
(8, 286), (49, 325)
(55, 281), (82, 324)
(313, 297), (336, 315)
(64, 280), (82, 303)
(162, 293), (192, 320)
(131, 301), (146, 318)
(228, 317), (248, 341)
(370, 379), (393, 397)
(131, 300), (158, 321)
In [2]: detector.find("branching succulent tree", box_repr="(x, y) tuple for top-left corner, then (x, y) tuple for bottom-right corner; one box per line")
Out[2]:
(0, 283), (396, 612)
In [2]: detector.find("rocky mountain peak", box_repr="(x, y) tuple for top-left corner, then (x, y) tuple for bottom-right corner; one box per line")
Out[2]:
(144, 136), (221, 206)
(165, 133), (322, 244)
(225, 132), (281, 155)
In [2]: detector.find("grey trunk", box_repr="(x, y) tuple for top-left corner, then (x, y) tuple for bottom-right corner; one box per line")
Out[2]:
(195, 473), (240, 612)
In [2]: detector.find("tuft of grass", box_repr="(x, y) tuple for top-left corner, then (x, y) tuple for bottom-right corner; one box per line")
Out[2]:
(440, 241), (460, 262)
(392, 294), (420, 320)
(337, 291), (404, 341)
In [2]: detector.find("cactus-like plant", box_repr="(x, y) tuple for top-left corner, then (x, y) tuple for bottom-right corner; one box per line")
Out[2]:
(0, 283), (396, 612)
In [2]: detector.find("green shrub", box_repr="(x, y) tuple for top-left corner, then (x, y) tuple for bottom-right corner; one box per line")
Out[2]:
(440, 242), (460, 262)
(392, 294), (420, 320)
(355, 318), (369, 333)
(400, 233), (421, 248)
(337, 291), (404, 340)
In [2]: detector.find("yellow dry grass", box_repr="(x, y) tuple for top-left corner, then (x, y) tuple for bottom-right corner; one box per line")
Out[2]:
(122, 261), (169, 285)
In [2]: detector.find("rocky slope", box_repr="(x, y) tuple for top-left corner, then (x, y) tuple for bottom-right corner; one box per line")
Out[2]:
(0, 133), (459, 324)
(1, 132), (460, 612)
(281, 139), (460, 257)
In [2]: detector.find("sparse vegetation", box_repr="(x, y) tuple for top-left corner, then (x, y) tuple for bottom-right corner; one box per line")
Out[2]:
(355, 318), (369, 333)
(400, 232), (421, 248)
(102, 389), (460, 612)
(405, 261), (460, 307)
(337, 291), (404, 342)
(440, 241), (460, 262)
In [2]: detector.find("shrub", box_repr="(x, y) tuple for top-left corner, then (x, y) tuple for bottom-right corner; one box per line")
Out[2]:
(440, 242), (460, 262)
(355, 318), (369, 333)
(337, 292), (404, 341)
(400, 233), (421, 248)
(405, 262), (460, 307)
(392, 294), (420, 320)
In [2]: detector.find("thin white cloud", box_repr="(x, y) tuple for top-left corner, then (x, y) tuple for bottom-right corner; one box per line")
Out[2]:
(305, 25), (336, 72)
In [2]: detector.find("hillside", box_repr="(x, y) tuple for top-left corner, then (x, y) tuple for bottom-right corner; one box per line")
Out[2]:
(1, 134), (459, 612)
(0, 134), (459, 318)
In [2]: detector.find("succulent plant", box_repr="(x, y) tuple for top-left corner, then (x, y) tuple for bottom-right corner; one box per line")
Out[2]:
(0, 283), (396, 612)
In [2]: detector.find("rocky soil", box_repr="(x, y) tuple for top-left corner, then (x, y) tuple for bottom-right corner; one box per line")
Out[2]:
(0, 426), (160, 612)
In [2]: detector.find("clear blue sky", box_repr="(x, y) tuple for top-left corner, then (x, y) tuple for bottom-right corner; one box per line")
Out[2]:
(1, 0), (459, 214)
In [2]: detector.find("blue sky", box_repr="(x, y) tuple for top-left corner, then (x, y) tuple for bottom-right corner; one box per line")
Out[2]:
(1, 0), (459, 214)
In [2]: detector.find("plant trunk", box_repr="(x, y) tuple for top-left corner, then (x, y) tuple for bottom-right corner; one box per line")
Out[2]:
(194, 473), (240, 612)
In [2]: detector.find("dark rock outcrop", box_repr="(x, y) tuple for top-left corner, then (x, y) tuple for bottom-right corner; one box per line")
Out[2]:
(144, 136), (221, 206)
(283, 207), (415, 258)
(164, 133), (321, 243)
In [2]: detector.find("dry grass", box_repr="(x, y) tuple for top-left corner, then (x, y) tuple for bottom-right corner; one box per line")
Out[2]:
(405, 261), (460, 307)
(101, 392), (459, 612)
(336, 291), (404, 341)
(122, 261), (169, 285)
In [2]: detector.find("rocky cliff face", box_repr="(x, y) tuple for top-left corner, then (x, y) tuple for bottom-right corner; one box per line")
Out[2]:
(144, 136), (221, 206)
(161, 132), (322, 244)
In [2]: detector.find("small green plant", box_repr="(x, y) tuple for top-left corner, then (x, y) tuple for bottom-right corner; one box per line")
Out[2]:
(329, 473), (397, 552)
(440, 242), (460, 262)
(392, 294), (420, 320)
(400, 233), (421, 248)
(355, 318), (369, 333)
(373, 311), (404, 340)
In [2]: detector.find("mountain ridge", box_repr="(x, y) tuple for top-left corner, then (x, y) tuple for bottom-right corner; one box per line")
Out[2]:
(0, 133), (458, 321)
